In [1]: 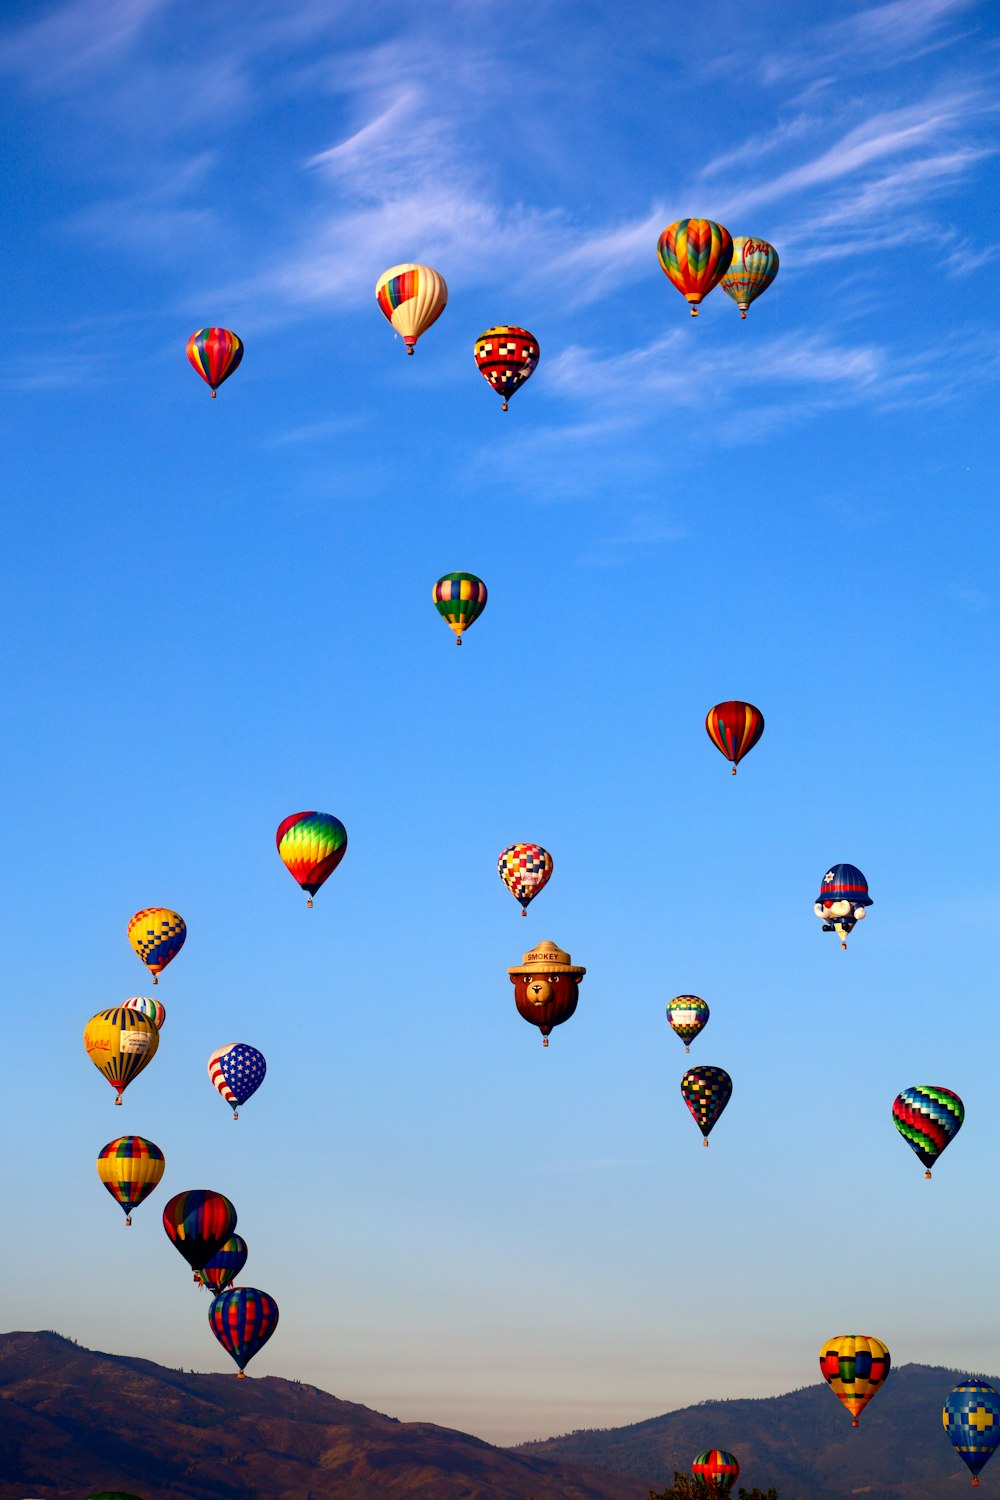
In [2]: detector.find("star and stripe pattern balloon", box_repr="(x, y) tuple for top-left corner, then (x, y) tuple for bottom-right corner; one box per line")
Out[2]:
(705, 701), (765, 774)
(208, 1043), (267, 1119)
(720, 237), (779, 318)
(819, 1334), (891, 1426)
(127, 908), (186, 983)
(83, 1006), (159, 1102)
(433, 573), (488, 643)
(186, 327), (243, 396)
(162, 1190), (237, 1271)
(276, 811), (348, 905)
(692, 1450), (740, 1493)
(209, 1286), (279, 1375)
(681, 1065), (732, 1144)
(657, 219), (734, 315)
(892, 1085), (964, 1177)
(473, 326), (539, 410)
(498, 842), (554, 914)
(96, 1136), (165, 1226)
(121, 995), (166, 1030)
(375, 264), (447, 353)
(667, 995), (710, 1052)
(196, 1234), (249, 1296)
(943, 1381), (1000, 1486)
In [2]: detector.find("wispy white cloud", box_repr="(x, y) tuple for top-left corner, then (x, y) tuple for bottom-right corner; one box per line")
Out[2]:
(754, 0), (984, 85)
(0, 0), (168, 87)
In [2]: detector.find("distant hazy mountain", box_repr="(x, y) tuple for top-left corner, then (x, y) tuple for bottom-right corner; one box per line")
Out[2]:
(0, 1331), (645, 1500)
(512, 1363), (997, 1499)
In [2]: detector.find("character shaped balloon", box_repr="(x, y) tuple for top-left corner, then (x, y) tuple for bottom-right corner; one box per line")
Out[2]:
(814, 864), (872, 949)
(508, 940), (585, 1047)
(499, 843), (553, 916)
(121, 996), (166, 1030)
(474, 326), (539, 410)
(658, 219), (734, 316)
(819, 1334), (890, 1426)
(276, 811), (347, 907)
(667, 995), (710, 1052)
(692, 1450), (739, 1493)
(433, 573), (487, 644)
(705, 701), (764, 775)
(208, 1043), (266, 1120)
(162, 1189), (237, 1272)
(97, 1136), (164, 1226)
(720, 237), (779, 318)
(375, 263), (447, 354)
(127, 908), (186, 983)
(681, 1065), (732, 1145)
(84, 1006), (159, 1104)
(943, 1381), (1000, 1487)
(209, 1286), (279, 1377)
(196, 1234), (248, 1296)
(892, 1085), (964, 1179)
(186, 328), (243, 396)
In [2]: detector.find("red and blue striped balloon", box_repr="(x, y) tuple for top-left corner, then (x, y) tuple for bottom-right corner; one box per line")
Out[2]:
(186, 327), (243, 396)
(162, 1190), (237, 1271)
(209, 1286), (279, 1375)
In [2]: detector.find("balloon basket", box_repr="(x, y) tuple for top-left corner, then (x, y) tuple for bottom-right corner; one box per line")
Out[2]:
(114, 1096), (122, 1106)
(852, 1418), (859, 1427)
(125, 1216), (132, 1227)
(702, 1138), (709, 1148)
(925, 1169), (932, 1179)
(542, 1037), (549, 1048)
(306, 897), (313, 907)
(501, 401), (508, 411)
(690, 306), (698, 317)
(456, 636), (462, 646)
(237, 1370), (247, 1379)
(731, 766), (737, 775)
(841, 941), (848, 950)
(152, 976), (158, 984)
(210, 390), (217, 398)
(233, 1111), (239, 1121)
(685, 1045), (690, 1053)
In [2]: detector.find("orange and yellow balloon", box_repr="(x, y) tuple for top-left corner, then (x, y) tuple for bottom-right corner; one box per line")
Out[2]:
(376, 264), (447, 354)
(720, 237), (779, 318)
(97, 1136), (165, 1226)
(127, 908), (186, 983)
(657, 219), (734, 316)
(819, 1334), (891, 1426)
(84, 1006), (160, 1103)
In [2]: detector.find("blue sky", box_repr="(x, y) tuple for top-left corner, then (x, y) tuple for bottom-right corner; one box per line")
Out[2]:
(0, 0), (998, 1448)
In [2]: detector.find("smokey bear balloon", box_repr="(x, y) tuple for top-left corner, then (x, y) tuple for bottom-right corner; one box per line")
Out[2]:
(508, 940), (586, 1047)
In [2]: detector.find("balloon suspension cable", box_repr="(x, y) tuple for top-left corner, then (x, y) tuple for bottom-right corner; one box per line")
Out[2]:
(306, 897), (313, 908)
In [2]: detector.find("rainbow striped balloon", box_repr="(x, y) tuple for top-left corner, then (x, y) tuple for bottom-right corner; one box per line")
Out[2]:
(196, 1235), (248, 1296)
(275, 811), (347, 905)
(375, 264), (447, 353)
(186, 327), (243, 396)
(705, 701), (765, 775)
(657, 220), (734, 315)
(692, 1449), (740, 1493)
(433, 573), (488, 644)
(162, 1189), (237, 1271)
(892, 1085), (964, 1177)
(209, 1286), (279, 1375)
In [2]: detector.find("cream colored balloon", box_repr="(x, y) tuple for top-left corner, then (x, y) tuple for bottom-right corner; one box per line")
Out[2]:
(375, 263), (448, 353)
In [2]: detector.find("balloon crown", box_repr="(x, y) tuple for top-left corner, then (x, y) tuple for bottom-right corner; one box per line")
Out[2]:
(508, 940), (585, 976)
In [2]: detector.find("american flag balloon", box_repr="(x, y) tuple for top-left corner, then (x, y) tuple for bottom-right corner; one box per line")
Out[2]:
(208, 1043), (267, 1120)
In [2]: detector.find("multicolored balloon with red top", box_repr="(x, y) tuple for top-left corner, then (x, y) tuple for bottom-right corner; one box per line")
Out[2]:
(814, 863), (872, 949)
(162, 1189), (237, 1271)
(209, 1286), (279, 1377)
(276, 811), (347, 906)
(186, 327), (243, 396)
(820, 1335), (890, 1426)
(692, 1450), (739, 1493)
(892, 1085), (964, 1178)
(499, 843), (553, 914)
(658, 220), (734, 316)
(473, 326), (539, 410)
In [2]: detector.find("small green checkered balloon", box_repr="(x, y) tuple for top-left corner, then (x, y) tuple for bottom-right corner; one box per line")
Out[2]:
(433, 573), (487, 644)
(667, 995), (709, 1052)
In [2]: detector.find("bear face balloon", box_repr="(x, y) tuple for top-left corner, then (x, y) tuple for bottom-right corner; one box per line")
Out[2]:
(814, 863), (872, 949)
(508, 940), (586, 1047)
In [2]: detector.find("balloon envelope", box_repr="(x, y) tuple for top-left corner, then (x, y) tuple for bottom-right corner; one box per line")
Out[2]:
(208, 1043), (266, 1117)
(84, 1007), (159, 1102)
(121, 996), (166, 1030)
(127, 908), (186, 982)
(893, 1085), (964, 1175)
(692, 1450), (739, 1493)
(819, 1334), (890, 1425)
(658, 220), (734, 314)
(209, 1286), (279, 1373)
(97, 1136), (165, 1225)
(667, 995), (710, 1049)
(186, 327), (243, 394)
(375, 264), (447, 352)
(705, 701), (764, 772)
(720, 237), (779, 317)
(943, 1381), (1000, 1483)
(474, 326), (539, 409)
(498, 843), (553, 913)
(681, 1066), (732, 1140)
(196, 1235), (248, 1296)
(162, 1190), (237, 1271)
(433, 573), (487, 642)
(276, 811), (347, 901)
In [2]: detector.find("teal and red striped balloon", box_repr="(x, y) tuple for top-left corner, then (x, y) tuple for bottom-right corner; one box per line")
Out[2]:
(162, 1190), (237, 1271)
(196, 1235), (248, 1296)
(657, 220), (734, 316)
(706, 701), (765, 775)
(892, 1085), (964, 1178)
(692, 1449), (740, 1493)
(186, 327), (243, 396)
(209, 1286), (279, 1376)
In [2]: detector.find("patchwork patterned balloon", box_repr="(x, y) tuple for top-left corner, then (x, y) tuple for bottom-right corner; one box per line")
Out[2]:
(667, 995), (710, 1052)
(893, 1085), (964, 1178)
(186, 327), (243, 396)
(692, 1450), (740, 1493)
(705, 701), (765, 774)
(433, 573), (488, 644)
(276, 811), (347, 906)
(498, 843), (554, 914)
(162, 1189), (237, 1271)
(97, 1136), (165, 1226)
(943, 1381), (1000, 1486)
(196, 1234), (248, 1296)
(681, 1066), (732, 1144)
(122, 996), (166, 1030)
(720, 237), (779, 318)
(209, 1286), (279, 1376)
(473, 326), (539, 410)
(658, 219), (734, 315)
(83, 1006), (159, 1103)
(819, 1334), (891, 1426)
(208, 1043), (266, 1119)
(375, 263), (447, 353)
(127, 908), (186, 983)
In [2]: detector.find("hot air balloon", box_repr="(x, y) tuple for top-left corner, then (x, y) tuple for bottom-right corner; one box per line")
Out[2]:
(720, 237), (779, 318)
(96, 1136), (165, 1226)
(162, 1189), (237, 1271)
(275, 811), (347, 907)
(196, 1234), (248, 1296)
(658, 220), (734, 316)
(814, 864), (872, 949)
(208, 1043), (266, 1120)
(508, 940), (585, 1046)
(667, 995), (710, 1052)
(122, 996), (166, 1030)
(209, 1287), (279, 1377)
(127, 908), (186, 983)
(705, 701), (764, 775)
(433, 573), (487, 645)
(943, 1381), (1000, 1486)
(498, 843), (553, 915)
(186, 328), (243, 396)
(681, 1066), (732, 1145)
(375, 264), (447, 354)
(819, 1335), (890, 1426)
(692, 1450), (740, 1493)
(473, 326), (539, 410)
(83, 1007), (159, 1103)
(892, 1086), (964, 1179)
